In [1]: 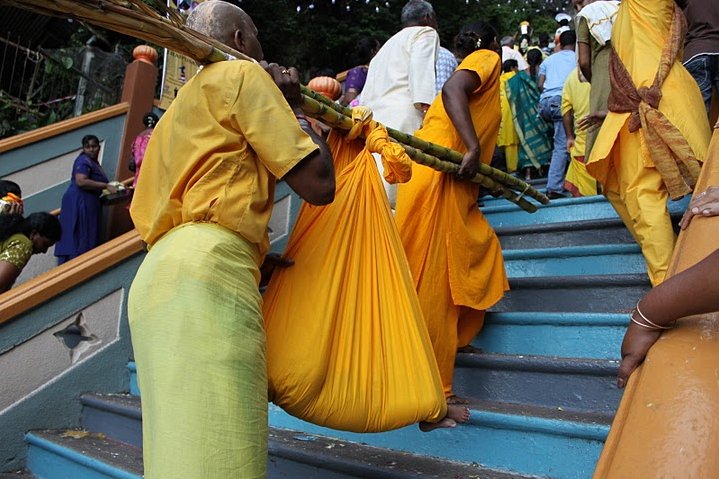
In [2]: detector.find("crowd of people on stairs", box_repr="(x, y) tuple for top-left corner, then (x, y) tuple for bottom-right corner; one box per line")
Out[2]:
(2, 0), (718, 477)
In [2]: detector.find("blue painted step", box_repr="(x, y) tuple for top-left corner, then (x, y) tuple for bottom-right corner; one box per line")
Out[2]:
(503, 244), (646, 277)
(26, 431), (142, 479)
(125, 364), (609, 478)
(475, 312), (628, 359)
(482, 195), (690, 228)
(269, 402), (610, 479)
(71, 393), (528, 479)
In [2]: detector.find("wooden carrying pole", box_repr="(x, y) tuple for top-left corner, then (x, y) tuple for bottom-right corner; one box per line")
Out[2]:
(2, 0), (548, 211)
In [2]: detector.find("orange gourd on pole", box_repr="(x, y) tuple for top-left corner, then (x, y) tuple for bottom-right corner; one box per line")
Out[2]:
(307, 76), (342, 101)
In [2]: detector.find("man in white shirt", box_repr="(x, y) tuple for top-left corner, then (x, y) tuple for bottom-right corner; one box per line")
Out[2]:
(361, 0), (439, 207)
(500, 36), (529, 72)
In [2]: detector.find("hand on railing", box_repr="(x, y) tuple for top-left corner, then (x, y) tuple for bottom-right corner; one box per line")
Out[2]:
(679, 186), (719, 229)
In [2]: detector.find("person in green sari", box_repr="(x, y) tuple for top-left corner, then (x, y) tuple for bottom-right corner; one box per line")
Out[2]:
(506, 68), (553, 179)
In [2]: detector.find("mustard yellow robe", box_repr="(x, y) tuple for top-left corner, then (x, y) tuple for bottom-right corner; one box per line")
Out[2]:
(396, 49), (509, 397)
(498, 70), (520, 172)
(587, 0), (711, 285)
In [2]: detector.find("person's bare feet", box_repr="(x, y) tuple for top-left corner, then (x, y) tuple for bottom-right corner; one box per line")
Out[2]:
(446, 394), (470, 405)
(419, 417), (457, 432)
(446, 404), (470, 423)
(457, 345), (484, 354)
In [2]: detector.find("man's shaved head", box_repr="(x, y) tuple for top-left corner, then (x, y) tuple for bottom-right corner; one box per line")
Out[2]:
(187, 0), (263, 60)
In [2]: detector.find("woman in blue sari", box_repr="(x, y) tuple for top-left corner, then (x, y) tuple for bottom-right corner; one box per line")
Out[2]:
(55, 135), (116, 264)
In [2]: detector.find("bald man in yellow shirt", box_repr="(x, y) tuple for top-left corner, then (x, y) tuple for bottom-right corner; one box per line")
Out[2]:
(127, 2), (334, 478)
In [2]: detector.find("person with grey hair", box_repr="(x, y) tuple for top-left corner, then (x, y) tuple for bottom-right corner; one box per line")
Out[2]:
(127, 1), (335, 478)
(360, 0), (439, 208)
(501, 35), (529, 71)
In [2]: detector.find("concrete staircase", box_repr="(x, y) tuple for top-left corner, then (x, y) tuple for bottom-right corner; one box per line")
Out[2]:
(18, 187), (689, 478)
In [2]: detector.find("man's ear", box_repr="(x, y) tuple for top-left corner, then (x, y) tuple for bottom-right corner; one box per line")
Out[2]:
(233, 30), (246, 54)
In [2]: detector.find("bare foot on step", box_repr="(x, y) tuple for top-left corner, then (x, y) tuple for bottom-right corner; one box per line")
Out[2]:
(446, 404), (470, 423)
(419, 417), (457, 432)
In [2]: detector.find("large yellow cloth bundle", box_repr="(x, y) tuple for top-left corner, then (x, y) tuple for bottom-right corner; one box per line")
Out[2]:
(263, 120), (446, 432)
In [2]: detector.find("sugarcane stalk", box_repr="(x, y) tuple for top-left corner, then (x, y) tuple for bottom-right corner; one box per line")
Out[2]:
(302, 94), (537, 212)
(301, 86), (548, 205)
(4, 0), (546, 209)
(400, 143), (538, 213)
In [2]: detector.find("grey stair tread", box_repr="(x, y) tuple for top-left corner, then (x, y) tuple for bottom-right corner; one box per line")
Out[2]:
(452, 353), (622, 417)
(496, 217), (629, 234)
(464, 399), (614, 426)
(30, 429), (143, 475)
(268, 428), (534, 479)
(456, 352), (619, 375)
(493, 274), (650, 312)
(496, 218), (635, 248)
(508, 273), (650, 289)
(0, 472), (34, 478)
(80, 395), (538, 478)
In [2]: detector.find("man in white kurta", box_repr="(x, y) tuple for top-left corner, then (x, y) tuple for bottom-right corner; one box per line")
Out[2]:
(361, 0), (439, 207)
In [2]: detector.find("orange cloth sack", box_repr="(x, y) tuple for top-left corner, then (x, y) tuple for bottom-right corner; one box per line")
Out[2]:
(263, 122), (446, 432)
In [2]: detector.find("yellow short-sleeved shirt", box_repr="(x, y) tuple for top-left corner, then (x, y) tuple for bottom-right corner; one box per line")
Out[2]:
(416, 49), (501, 165)
(561, 68), (591, 158)
(0, 233), (32, 270)
(130, 60), (318, 252)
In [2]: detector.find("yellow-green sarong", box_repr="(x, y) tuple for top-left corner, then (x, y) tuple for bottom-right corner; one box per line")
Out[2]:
(128, 222), (266, 479)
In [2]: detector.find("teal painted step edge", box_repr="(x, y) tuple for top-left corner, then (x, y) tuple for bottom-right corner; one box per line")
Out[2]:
(483, 194), (606, 214)
(503, 243), (646, 277)
(476, 312), (629, 360)
(269, 405), (609, 479)
(128, 362), (139, 397)
(487, 312), (629, 326)
(26, 433), (141, 479)
(484, 195), (690, 228)
(503, 243), (640, 259)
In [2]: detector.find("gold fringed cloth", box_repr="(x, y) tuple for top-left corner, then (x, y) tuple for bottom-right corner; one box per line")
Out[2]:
(263, 111), (446, 432)
(607, 4), (702, 200)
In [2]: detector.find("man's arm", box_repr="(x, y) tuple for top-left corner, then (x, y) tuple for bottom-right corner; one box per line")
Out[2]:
(409, 28), (439, 111)
(578, 43), (592, 82)
(0, 261), (21, 294)
(563, 110), (575, 153)
(576, 18), (593, 82)
(262, 63), (335, 206)
(283, 109), (335, 205)
(617, 248), (719, 388)
(538, 73), (546, 93)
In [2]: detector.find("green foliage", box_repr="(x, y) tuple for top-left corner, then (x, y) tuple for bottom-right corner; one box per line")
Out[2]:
(0, 92), (64, 139)
(239, 0), (570, 78)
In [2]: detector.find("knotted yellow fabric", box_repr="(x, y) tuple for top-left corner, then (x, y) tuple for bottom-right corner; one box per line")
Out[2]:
(263, 118), (446, 432)
(607, 5), (701, 199)
(347, 106), (412, 185)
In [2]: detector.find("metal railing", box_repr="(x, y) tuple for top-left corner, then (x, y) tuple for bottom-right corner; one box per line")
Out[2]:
(0, 34), (125, 139)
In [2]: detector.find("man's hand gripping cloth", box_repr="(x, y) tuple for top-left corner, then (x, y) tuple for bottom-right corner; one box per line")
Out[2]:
(608, 5), (702, 200)
(263, 107), (446, 432)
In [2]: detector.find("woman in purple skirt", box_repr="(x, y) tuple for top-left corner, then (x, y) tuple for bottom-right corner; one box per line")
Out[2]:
(55, 134), (116, 264)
